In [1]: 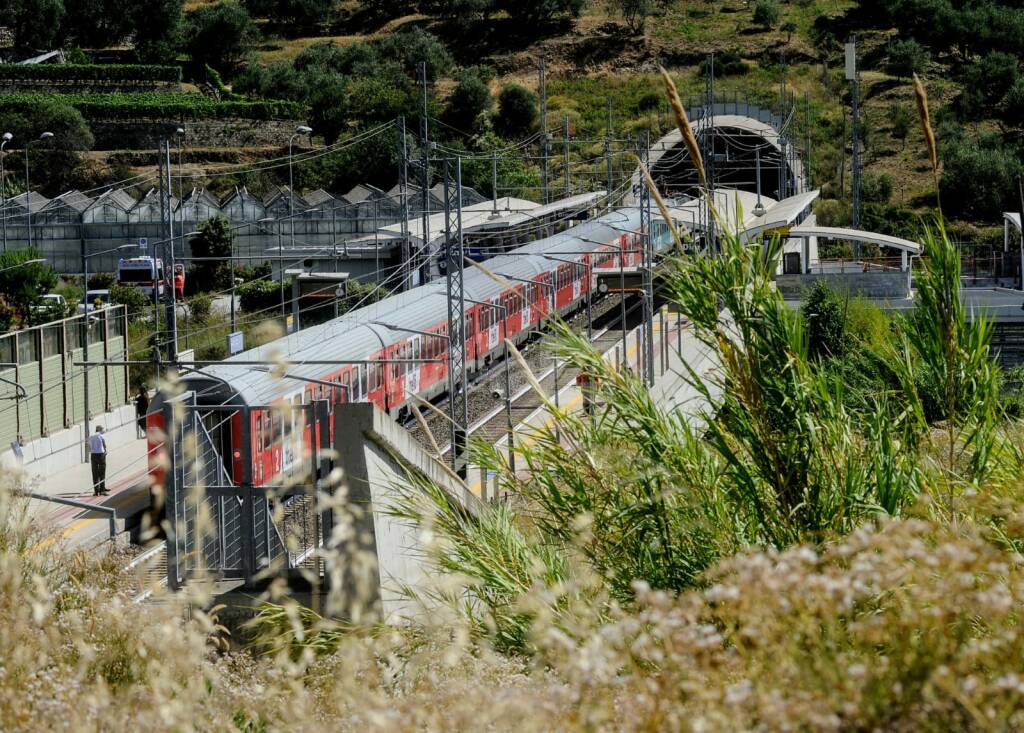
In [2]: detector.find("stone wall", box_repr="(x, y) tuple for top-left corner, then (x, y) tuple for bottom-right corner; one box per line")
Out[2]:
(88, 118), (304, 150)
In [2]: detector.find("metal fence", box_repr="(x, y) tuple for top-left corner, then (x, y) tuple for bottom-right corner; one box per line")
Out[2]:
(0, 306), (128, 447)
(163, 395), (328, 590)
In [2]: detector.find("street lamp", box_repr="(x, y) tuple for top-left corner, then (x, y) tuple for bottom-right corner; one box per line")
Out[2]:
(0, 257), (44, 274)
(1, 131), (11, 253)
(25, 131), (53, 249)
(288, 125), (313, 251)
(752, 147), (767, 219)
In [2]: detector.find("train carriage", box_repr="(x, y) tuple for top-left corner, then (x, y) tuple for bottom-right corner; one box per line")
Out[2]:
(148, 205), (681, 489)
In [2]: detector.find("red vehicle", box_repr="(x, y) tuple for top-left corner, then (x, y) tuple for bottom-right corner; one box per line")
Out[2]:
(149, 207), (679, 490)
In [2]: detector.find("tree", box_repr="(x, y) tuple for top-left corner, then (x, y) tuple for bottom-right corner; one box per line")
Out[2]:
(496, 84), (538, 140)
(782, 20), (797, 43)
(884, 105), (909, 150)
(185, 0), (259, 70)
(613, 0), (652, 33)
(752, 0), (779, 30)
(277, 0), (332, 30)
(887, 38), (929, 78)
(374, 28), (454, 82)
(307, 71), (351, 144)
(940, 133), (1021, 219)
(62, 0), (132, 48)
(445, 73), (493, 134)
(188, 215), (233, 292)
(9, 0), (66, 50)
(128, 0), (183, 63)
(0, 249), (57, 321)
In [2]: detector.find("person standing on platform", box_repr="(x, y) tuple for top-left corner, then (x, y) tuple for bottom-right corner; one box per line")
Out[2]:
(89, 425), (108, 496)
(134, 387), (150, 439)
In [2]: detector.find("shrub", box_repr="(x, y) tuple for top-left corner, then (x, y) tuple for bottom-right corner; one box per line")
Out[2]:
(801, 280), (847, 360)
(238, 278), (287, 313)
(87, 272), (116, 289)
(496, 84), (538, 139)
(0, 93), (302, 121)
(860, 172), (894, 203)
(109, 284), (152, 318)
(752, 0), (779, 29)
(887, 38), (929, 78)
(0, 64), (182, 83)
(186, 293), (213, 323)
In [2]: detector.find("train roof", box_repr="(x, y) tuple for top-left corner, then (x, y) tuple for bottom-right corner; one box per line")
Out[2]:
(180, 205), (650, 406)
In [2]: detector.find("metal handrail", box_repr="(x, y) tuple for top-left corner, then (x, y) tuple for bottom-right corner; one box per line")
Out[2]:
(19, 491), (117, 540)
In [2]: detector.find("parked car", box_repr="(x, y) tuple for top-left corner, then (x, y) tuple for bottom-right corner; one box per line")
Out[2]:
(32, 293), (67, 314)
(78, 289), (110, 313)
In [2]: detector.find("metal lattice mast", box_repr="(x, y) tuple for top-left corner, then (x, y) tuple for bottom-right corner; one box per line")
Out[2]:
(563, 115), (571, 198)
(605, 97), (613, 209)
(398, 116), (411, 291)
(849, 35), (861, 238)
(539, 57), (549, 205)
(419, 63), (431, 283)
(639, 131), (654, 387)
(443, 158), (468, 472)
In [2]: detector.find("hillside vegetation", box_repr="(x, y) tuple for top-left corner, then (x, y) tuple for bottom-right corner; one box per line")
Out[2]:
(1, 0), (1021, 239)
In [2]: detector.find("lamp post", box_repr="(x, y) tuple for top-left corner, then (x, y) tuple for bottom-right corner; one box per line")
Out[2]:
(80, 242), (137, 463)
(1, 132), (12, 252)
(288, 125), (313, 251)
(25, 131), (53, 249)
(753, 146), (767, 219)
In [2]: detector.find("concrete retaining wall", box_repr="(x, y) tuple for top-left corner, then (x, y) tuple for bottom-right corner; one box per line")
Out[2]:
(331, 402), (479, 623)
(1, 402), (136, 478)
(775, 271), (909, 299)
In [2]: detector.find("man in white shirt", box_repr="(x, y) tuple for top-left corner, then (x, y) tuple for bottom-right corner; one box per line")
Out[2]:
(89, 425), (108, 496)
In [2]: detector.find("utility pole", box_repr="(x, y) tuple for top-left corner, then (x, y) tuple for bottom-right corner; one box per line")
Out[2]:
(847, 36), (861, 246)
(419, 62), (431, 284)
(156, 145), (166, 372)
(491, 151), (499, 217)
(398, 116), (411, 291)
(639, 131), (654, 387)
(163, 140), (178, 364)
(539, 57), (549, 205)
(605, 97), (613, 209)
(804, 93), (811, 191)
(563, 115), (571, 199)
(442, 158), (468, 475)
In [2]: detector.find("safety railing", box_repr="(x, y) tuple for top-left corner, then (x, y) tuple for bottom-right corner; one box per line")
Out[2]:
(18, 491), (117, 539)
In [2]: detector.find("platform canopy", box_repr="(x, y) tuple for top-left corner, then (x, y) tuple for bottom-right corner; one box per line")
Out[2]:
(788, 224), (922, 255)
(1004, 212), (1022, 233)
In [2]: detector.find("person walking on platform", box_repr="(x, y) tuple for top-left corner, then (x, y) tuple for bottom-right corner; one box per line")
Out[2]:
(134, 386), (150, 439)
(89, 425), (108, 496)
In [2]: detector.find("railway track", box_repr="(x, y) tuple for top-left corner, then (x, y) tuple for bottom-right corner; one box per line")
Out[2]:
(406, 292), (647, 454)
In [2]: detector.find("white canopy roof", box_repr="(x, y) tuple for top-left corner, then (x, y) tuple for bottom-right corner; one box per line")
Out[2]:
(1004, 212), (1021, 233)
(788, 224), (922, 255)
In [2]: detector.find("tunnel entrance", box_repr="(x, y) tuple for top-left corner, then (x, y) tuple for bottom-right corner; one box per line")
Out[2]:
(648, 112), (804, 202)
